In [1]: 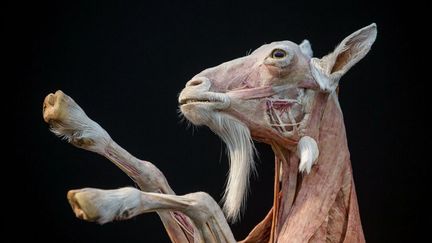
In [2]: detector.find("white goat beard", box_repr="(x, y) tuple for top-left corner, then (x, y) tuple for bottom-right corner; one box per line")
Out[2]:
(205, 112), (256, 223)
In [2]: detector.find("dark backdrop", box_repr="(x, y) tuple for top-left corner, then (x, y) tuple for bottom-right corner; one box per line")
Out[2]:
(8, 1), (425, 242)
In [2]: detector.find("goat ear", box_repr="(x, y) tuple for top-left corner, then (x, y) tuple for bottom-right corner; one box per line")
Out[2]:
(299, 40), (313, 58)
(310, 23), (377, 92)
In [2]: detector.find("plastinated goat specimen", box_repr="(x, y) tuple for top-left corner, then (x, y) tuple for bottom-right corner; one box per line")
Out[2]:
(43, 24), (377, 243)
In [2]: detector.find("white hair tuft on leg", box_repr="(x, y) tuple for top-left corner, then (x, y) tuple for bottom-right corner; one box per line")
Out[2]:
(297, 136), (319, 174)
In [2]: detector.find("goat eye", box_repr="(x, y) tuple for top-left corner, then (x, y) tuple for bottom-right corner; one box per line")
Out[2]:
(271, 49), (287, 59)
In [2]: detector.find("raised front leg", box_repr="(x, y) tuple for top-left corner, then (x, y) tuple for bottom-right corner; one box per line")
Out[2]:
(67, 188), (236, 243)
(42, 90), (173, 193)
(42, 90), (236, 243)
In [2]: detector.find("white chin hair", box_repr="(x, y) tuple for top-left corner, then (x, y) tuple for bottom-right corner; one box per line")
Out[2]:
(180, 104), (213, 125)
(183, 107), (256, 222)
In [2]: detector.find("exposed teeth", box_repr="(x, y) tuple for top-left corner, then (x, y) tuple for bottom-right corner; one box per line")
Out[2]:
(181, 99), (211, 105)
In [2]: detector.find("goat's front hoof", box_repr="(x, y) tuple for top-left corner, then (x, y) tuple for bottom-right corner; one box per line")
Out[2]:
(43, 90), (68, 123)
(67, 189), (100, 222)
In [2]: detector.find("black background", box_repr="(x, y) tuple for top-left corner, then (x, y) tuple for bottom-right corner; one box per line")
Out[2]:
(8, 0), (426, 242)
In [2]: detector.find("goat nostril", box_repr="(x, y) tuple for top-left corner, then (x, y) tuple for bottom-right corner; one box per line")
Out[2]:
(187, 79), (203, 87)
